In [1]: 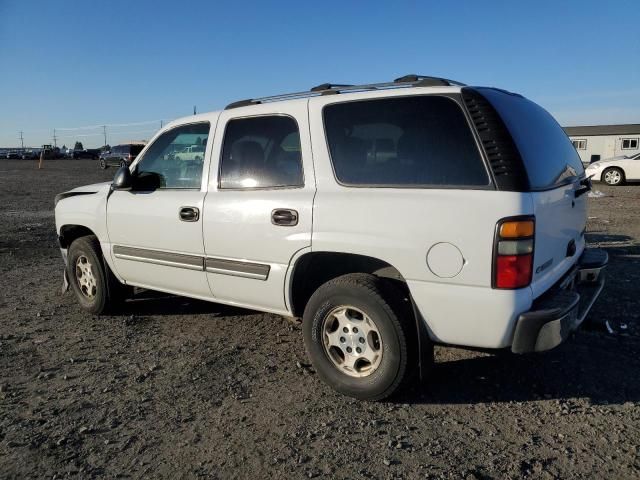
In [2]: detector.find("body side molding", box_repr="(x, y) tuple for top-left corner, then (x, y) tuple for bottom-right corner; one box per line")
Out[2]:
(112, 245), (270, 280)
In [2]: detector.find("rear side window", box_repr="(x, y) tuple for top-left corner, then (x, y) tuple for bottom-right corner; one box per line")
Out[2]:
(323, 96), (489, 187)
(478, 88), (584, 190)
(219, 116), (304, 189)
(130, 144), (144, 155)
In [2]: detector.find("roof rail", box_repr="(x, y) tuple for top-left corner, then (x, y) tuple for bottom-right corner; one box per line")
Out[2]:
(224, 74), (466, 109)
(310, 83), (354, 92)
(393, 74), (466, 87)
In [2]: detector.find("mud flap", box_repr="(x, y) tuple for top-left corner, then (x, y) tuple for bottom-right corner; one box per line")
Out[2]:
(410, 296), (434, 382)
(61, 269), (70, 294)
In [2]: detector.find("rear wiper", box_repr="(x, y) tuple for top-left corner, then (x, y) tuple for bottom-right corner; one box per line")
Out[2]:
(574, 176), (593, 198)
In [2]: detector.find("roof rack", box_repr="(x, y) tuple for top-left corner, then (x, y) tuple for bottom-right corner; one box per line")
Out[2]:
(224, 74), (466, 109)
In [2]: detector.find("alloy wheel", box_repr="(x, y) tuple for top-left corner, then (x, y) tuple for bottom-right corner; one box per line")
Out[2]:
(604, 169), (621, 185)
(75, 255), (97, 299)
(321, 305), (383, 377)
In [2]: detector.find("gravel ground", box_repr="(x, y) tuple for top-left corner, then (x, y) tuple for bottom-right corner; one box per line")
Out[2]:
(0, 159), (639, 479)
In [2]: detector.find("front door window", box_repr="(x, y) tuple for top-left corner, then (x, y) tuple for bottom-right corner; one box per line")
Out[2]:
(135, 123), (210, 189)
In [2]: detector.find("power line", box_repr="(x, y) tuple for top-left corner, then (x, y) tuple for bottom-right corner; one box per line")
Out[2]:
(54, 127), (159, 139)
(54, 118), (176, 131)
(8, 115), (180, 147)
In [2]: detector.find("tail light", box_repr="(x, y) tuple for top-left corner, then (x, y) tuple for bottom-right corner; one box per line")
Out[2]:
(493, 216), (535, 289)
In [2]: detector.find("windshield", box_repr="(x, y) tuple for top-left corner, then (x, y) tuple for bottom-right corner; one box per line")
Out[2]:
(478, 88), (584, 190)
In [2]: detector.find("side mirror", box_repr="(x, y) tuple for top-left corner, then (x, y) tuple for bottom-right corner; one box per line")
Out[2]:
(111, 165), (134, 191)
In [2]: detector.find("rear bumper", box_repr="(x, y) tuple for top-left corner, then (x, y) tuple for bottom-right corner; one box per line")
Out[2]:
(511, 248), (608, 353)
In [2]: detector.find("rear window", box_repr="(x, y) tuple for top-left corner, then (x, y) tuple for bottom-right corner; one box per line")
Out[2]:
(323, 96), (489, 187)
(478, 88), (584, 190)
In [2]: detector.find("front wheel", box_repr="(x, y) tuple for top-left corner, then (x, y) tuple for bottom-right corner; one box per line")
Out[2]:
(602, 167), (624, 186)
(303, 273), (419, 401)
(120, 160), (127, 169)
(67, 236), (127, 315)
(99, 159), (107, 169)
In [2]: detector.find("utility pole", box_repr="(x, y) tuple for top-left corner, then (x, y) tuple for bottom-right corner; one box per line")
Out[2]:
(19, 131), (24, 149)
(53, 128), (57, 148)
(102, 125), (107, 148)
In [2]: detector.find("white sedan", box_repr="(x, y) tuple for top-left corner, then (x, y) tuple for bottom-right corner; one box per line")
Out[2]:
(585, 152), (640, 186)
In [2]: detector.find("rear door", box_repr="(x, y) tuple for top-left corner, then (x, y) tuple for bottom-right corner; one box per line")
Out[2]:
(477, 88), (587, 297)
(108, 146), (121, 164)
(202, 102), (315, 314)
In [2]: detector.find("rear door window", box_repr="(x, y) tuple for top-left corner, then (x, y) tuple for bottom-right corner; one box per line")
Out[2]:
(219, 115), (304, 189)
(323, 96), (489, 187)
(477, 88), (584, 190)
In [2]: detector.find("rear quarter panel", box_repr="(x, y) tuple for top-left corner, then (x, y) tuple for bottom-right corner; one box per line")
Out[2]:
(308, 92), (535, 348)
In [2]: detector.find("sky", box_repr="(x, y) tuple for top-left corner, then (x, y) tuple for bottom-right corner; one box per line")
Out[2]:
(0, 0), (639, 148)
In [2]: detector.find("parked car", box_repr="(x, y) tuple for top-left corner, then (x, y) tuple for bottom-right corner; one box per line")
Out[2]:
(73, 149), (101, 160)
(40, 145), (65, 159)
(21, 149), (40, 160)
(173, 144), (206, 161)
(585, 152), (640, 185)
(5, 150), (20, 159)
(99, 143), (145, 169)
(55, 75), (607, 400)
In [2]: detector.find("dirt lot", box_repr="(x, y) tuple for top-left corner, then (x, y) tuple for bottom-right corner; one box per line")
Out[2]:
(1, 159), (639, 479)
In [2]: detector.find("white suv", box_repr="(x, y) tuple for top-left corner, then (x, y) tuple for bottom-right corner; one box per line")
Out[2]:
(55, 75), (607, 400)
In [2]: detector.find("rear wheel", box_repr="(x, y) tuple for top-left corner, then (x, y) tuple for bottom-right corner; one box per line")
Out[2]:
(99, 159), (107, 169)
(120, 160), (127, 169)
(602, 167), (624, 186)
(67, 235), (128, 315)
(303, 273), (420, 400)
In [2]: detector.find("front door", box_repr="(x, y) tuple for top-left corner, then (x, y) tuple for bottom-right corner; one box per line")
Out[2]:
(107, 121), (214, 299)
(202, 104), (315, 314)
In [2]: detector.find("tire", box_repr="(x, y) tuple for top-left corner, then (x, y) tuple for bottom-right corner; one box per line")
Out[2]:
(602, 167), (624, 186)
(120, 160), (127, 169)
(302, 273), (419, 401)
(99, 159), (107, 169)
(66, 235), (127, 315)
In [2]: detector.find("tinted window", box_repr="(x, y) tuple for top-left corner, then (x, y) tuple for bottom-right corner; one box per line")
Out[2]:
(130, 144), (144, 155)
(135, 123), (209, 189)
(323, 96), (488, 187)
(219, 116), (303, 189)
(478, 88), (585, 190)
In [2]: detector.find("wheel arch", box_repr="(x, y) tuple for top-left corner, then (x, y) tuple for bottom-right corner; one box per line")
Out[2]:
(288, 251), (407, 319)
(58, 224), (99, 250)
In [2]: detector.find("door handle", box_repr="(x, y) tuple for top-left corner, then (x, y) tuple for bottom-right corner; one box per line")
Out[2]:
(271, 209), (298, 226)
(179, 206), (200, 222)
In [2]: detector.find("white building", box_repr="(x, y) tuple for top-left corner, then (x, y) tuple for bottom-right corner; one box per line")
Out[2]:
(564, 124), (640, 165)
